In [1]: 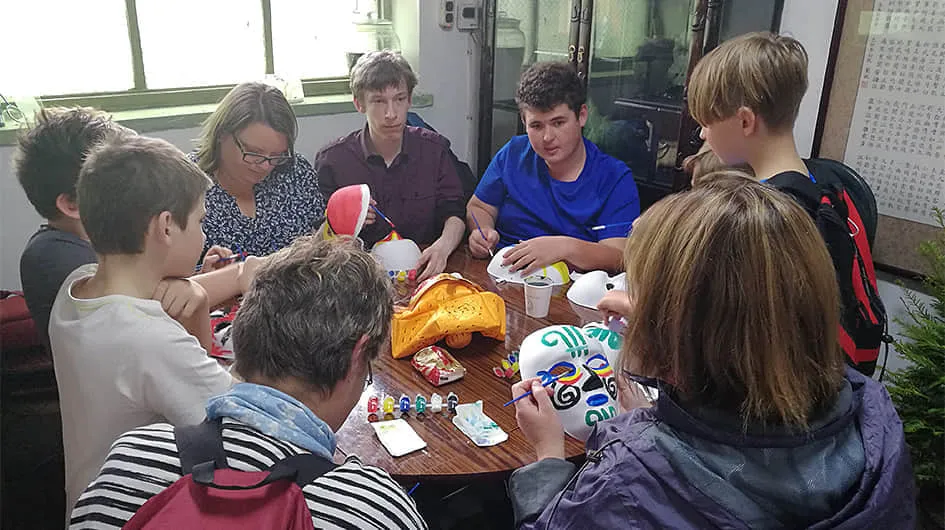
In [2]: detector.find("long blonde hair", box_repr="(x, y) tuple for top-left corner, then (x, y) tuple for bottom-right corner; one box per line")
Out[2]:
(620, 174), (844, 428)
(194, 82), (298, 175)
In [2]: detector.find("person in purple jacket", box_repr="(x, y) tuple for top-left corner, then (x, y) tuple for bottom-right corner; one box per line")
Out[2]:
(509, 172), (916, 529)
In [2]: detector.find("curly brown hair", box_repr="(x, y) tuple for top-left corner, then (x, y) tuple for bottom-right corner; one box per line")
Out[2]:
(233, 236), (393, 393)
(515, 61), (586, 115)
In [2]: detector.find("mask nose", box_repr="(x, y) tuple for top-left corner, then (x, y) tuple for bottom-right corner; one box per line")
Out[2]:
(581, 369), (604, 392)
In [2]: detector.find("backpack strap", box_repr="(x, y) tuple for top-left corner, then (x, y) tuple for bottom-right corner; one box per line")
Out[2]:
(191, 453), (337, 490)
(175, 417), (229, 475)
(268, 453), (338, 487)
(766, 171), (824, 215)
(178, 417), (338, 489)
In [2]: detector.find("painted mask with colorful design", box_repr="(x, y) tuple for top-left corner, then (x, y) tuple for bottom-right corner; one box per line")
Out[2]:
(518, 324), (623, 440)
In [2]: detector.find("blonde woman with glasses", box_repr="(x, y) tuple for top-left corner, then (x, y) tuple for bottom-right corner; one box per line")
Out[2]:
(193, 82), (325, 256)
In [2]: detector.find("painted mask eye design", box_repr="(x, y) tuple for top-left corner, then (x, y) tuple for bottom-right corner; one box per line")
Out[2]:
(538, 362), (582, 411)
(585, 353), (617, 401)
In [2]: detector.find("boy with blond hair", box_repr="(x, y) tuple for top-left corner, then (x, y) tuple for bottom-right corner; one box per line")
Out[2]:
(688, 31), (812, 183)
(683, 143), (755, 187)
(48, 136), (251, 515)
(682, 31), (887, 378)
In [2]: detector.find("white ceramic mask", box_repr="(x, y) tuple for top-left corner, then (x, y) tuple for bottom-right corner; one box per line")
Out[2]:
(371, 238), (421, 277)
(487, 246), (570, 285)
(518, 323), (625, 440)
(567, 271), (627, 309)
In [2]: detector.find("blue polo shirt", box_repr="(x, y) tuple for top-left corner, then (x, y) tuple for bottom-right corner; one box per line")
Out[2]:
(475, 135), (640, 247)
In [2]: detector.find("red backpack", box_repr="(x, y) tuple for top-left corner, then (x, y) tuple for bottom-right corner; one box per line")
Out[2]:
(124, 419), (335, 529)
(0, 290), (41, 352)
(768, 171), (888, 376)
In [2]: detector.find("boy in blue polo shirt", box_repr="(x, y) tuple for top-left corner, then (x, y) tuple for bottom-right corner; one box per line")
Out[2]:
(467, 62), (639, 275)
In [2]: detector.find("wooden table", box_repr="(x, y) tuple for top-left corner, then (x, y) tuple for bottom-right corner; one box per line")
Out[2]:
(334, 248), (592, 481)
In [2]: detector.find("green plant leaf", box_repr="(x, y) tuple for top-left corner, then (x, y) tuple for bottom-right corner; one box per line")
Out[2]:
(888, 208), (945, 494)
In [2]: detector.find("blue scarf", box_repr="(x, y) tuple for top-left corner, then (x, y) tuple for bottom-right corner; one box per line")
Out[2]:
(206, 383), (336, 460)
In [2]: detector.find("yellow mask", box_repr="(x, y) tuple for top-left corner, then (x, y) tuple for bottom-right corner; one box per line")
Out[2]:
(391, 274), (506, 359)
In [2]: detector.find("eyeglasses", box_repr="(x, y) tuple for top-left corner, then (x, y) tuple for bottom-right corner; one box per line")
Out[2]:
(364, 362), (373, 389)
(233, 135), (293, 167)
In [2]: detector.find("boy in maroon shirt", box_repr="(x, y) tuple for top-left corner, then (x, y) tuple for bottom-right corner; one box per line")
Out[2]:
(315, 51), (465, 281)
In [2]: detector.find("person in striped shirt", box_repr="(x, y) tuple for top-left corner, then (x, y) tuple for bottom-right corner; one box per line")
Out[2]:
(70, 236), (427, 529)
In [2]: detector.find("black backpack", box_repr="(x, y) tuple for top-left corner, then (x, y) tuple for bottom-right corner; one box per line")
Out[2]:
(768, 169), (889, 377)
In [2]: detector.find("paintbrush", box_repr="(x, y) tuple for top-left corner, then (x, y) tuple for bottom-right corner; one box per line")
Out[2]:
(195, 247), (245, 272)
(503, 372), (570, 407)
(469, 211), (495, 257)
(370, 204), (397, 229)
(590, 221), (635, 232)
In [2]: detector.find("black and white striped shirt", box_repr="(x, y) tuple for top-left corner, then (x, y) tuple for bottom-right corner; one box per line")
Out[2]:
(70, 418), (427, 529)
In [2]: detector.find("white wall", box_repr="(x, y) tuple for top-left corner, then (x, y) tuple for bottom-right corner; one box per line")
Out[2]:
(0, 2), (477, 291)
(780, 0), (841, 158)
(0, 145), (38, 291)
(876, 279), (937, 377)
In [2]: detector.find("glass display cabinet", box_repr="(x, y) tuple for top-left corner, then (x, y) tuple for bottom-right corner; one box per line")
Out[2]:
(477, 0), (784, 209)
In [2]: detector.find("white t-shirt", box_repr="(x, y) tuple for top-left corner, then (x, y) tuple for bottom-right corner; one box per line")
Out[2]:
(49, 264), (234, 516)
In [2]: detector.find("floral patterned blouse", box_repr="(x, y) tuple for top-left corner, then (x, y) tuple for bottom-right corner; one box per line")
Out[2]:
(197, 153), (326, 256)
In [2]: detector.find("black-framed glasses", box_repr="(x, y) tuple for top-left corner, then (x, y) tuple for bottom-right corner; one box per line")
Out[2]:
(233, 134), (293, 167)
(621, 370), (662, 403)
(365, 362), (374, 389)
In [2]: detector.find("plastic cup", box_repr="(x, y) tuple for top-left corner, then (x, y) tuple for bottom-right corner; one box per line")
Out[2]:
(524, 276), (553, 318)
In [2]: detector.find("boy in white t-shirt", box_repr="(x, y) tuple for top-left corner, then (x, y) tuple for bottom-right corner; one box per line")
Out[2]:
(49, 135), (248, 516)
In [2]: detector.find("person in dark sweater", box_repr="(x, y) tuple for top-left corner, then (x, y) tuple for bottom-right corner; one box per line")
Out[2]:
(15, 107), (130, 347)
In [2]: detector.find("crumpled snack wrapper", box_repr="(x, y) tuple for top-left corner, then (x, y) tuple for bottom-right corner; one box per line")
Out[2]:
(391, 273), (506, 359)
(411, 346), (466, 386)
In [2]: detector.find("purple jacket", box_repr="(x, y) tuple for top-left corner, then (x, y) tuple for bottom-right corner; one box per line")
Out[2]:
(509, 368), (916, 529)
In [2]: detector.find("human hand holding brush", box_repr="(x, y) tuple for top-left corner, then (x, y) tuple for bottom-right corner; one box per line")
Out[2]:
(510, 377), (565, 461)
